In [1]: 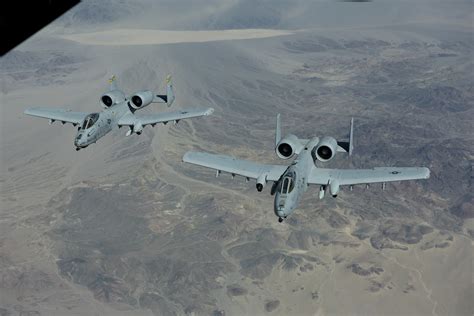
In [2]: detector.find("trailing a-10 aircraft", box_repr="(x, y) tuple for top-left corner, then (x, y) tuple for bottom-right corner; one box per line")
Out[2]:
(24, 75), (214, 151)
(183, 114), (430, 222)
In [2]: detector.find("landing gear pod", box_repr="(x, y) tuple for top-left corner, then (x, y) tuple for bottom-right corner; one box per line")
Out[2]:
(256, 174), (267, 192)
(319, 185), (326, 200)
(330, 180), (340, 197)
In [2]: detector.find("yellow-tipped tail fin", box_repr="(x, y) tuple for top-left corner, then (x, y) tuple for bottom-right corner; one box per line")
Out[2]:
(108, 75), (118, 91)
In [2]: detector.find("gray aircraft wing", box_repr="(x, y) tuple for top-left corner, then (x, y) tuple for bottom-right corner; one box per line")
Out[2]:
(118, 108), (214, 127)
(24, 107), (88, 125)
(308, 167), (430, 185)
(183, 151), (287, 181)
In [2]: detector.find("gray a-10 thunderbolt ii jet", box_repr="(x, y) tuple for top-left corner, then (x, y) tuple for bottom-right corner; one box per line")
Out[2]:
(183, 114), (430, 222)
(24, 75), (214, 151)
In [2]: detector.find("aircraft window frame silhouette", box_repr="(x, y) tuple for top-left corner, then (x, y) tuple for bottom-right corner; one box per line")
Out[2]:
(82, 113), (100, 129)
(281, 172), (295, 194)
(282, 178), (289, 194)
(289, 178), (295, 193)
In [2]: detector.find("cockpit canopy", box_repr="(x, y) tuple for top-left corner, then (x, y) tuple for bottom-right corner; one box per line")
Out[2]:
(81, 113), (99, 129)
(281, 171), (296, 194)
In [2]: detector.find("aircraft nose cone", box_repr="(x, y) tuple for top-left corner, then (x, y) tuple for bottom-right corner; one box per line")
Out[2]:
(75, 134), (85, 147)
(276, 208), (286, 218)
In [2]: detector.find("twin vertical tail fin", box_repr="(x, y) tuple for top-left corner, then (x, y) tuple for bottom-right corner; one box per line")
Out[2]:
(275, 113), (354, 157)
(165, 75), (175, 107)
(275, 113), (282, 147)
(108, 75), (118, 91)
(349, 117), (354, 156)
(336, 117), (356, 156)
(154, 75), (175, 107)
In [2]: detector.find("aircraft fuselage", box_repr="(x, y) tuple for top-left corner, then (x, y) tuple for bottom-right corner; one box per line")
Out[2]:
(74, 101), (130, 149)
(273, 141), (315, 219)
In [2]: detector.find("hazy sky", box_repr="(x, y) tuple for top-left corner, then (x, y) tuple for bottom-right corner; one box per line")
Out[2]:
(59, 0), (472, 31)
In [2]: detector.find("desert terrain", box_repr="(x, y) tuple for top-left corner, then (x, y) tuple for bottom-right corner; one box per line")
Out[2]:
(1, 1), (473, 315)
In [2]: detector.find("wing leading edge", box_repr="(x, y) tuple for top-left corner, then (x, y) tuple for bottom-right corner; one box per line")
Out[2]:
(118, 108), (214, 127)
(183, 152), (287, 181)
(24, 107), (88, 125)
(309, 167), (430, 186)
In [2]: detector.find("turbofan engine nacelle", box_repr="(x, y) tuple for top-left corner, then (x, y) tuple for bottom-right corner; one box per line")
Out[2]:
(276, 134), (299, 159)
(100, 90), (126, 108)
(313, 136), (338, 162)
(256, 174), (267, 192)
(130, 90), (154, 109)
(134, 122), (144, 135)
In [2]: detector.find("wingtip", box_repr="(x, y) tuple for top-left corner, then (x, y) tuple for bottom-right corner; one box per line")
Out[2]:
(206, 108), (215, 115)
(24, 107), (35, 115)
(182, 151), (194, 162)
(423, 167), (431, 179)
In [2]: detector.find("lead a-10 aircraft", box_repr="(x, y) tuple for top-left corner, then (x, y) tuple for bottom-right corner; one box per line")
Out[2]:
(183, 114), (430, 223)
(24, 75), (214, 151)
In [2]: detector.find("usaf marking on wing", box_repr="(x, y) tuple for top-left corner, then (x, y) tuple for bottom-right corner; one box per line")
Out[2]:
(183, 114), (430, 223)
(24, 75), (214, 151)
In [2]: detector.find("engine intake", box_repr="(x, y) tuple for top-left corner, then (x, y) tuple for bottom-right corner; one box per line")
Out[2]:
(100, 90), (126, 108)
(317, 146), (332, 160)
(130, 90), (153, 109)
(276, 134), (299, 159)
(313, 136), (337, 162)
